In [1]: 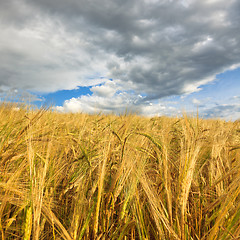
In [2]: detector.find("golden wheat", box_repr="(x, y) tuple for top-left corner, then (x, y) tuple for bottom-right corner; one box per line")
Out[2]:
(0, 103), (239, 239)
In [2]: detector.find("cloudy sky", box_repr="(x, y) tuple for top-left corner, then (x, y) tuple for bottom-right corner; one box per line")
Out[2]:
(0, 0), (240, 120)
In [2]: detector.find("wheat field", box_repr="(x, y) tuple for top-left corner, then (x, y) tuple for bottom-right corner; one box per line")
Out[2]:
(0, 103), (240, 240)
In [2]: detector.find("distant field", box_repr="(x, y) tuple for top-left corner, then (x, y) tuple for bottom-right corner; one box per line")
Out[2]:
(0, 103), (240, 240)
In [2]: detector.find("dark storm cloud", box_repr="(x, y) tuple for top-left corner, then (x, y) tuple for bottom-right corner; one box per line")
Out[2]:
(0, 0), (32, 25)
(0, 0), (240, 99)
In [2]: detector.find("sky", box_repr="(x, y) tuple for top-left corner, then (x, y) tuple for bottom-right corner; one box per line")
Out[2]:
(0, 0), (240, 120)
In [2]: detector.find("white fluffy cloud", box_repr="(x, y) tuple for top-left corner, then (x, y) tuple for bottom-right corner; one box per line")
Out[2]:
(192, 98), (201, 105)
(55, 91), (143, 115)
(91, 81), (118, 98)
(54, 94), (177, 116)
(53, 82), (240, 120)
(54, 81), (179, 116)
